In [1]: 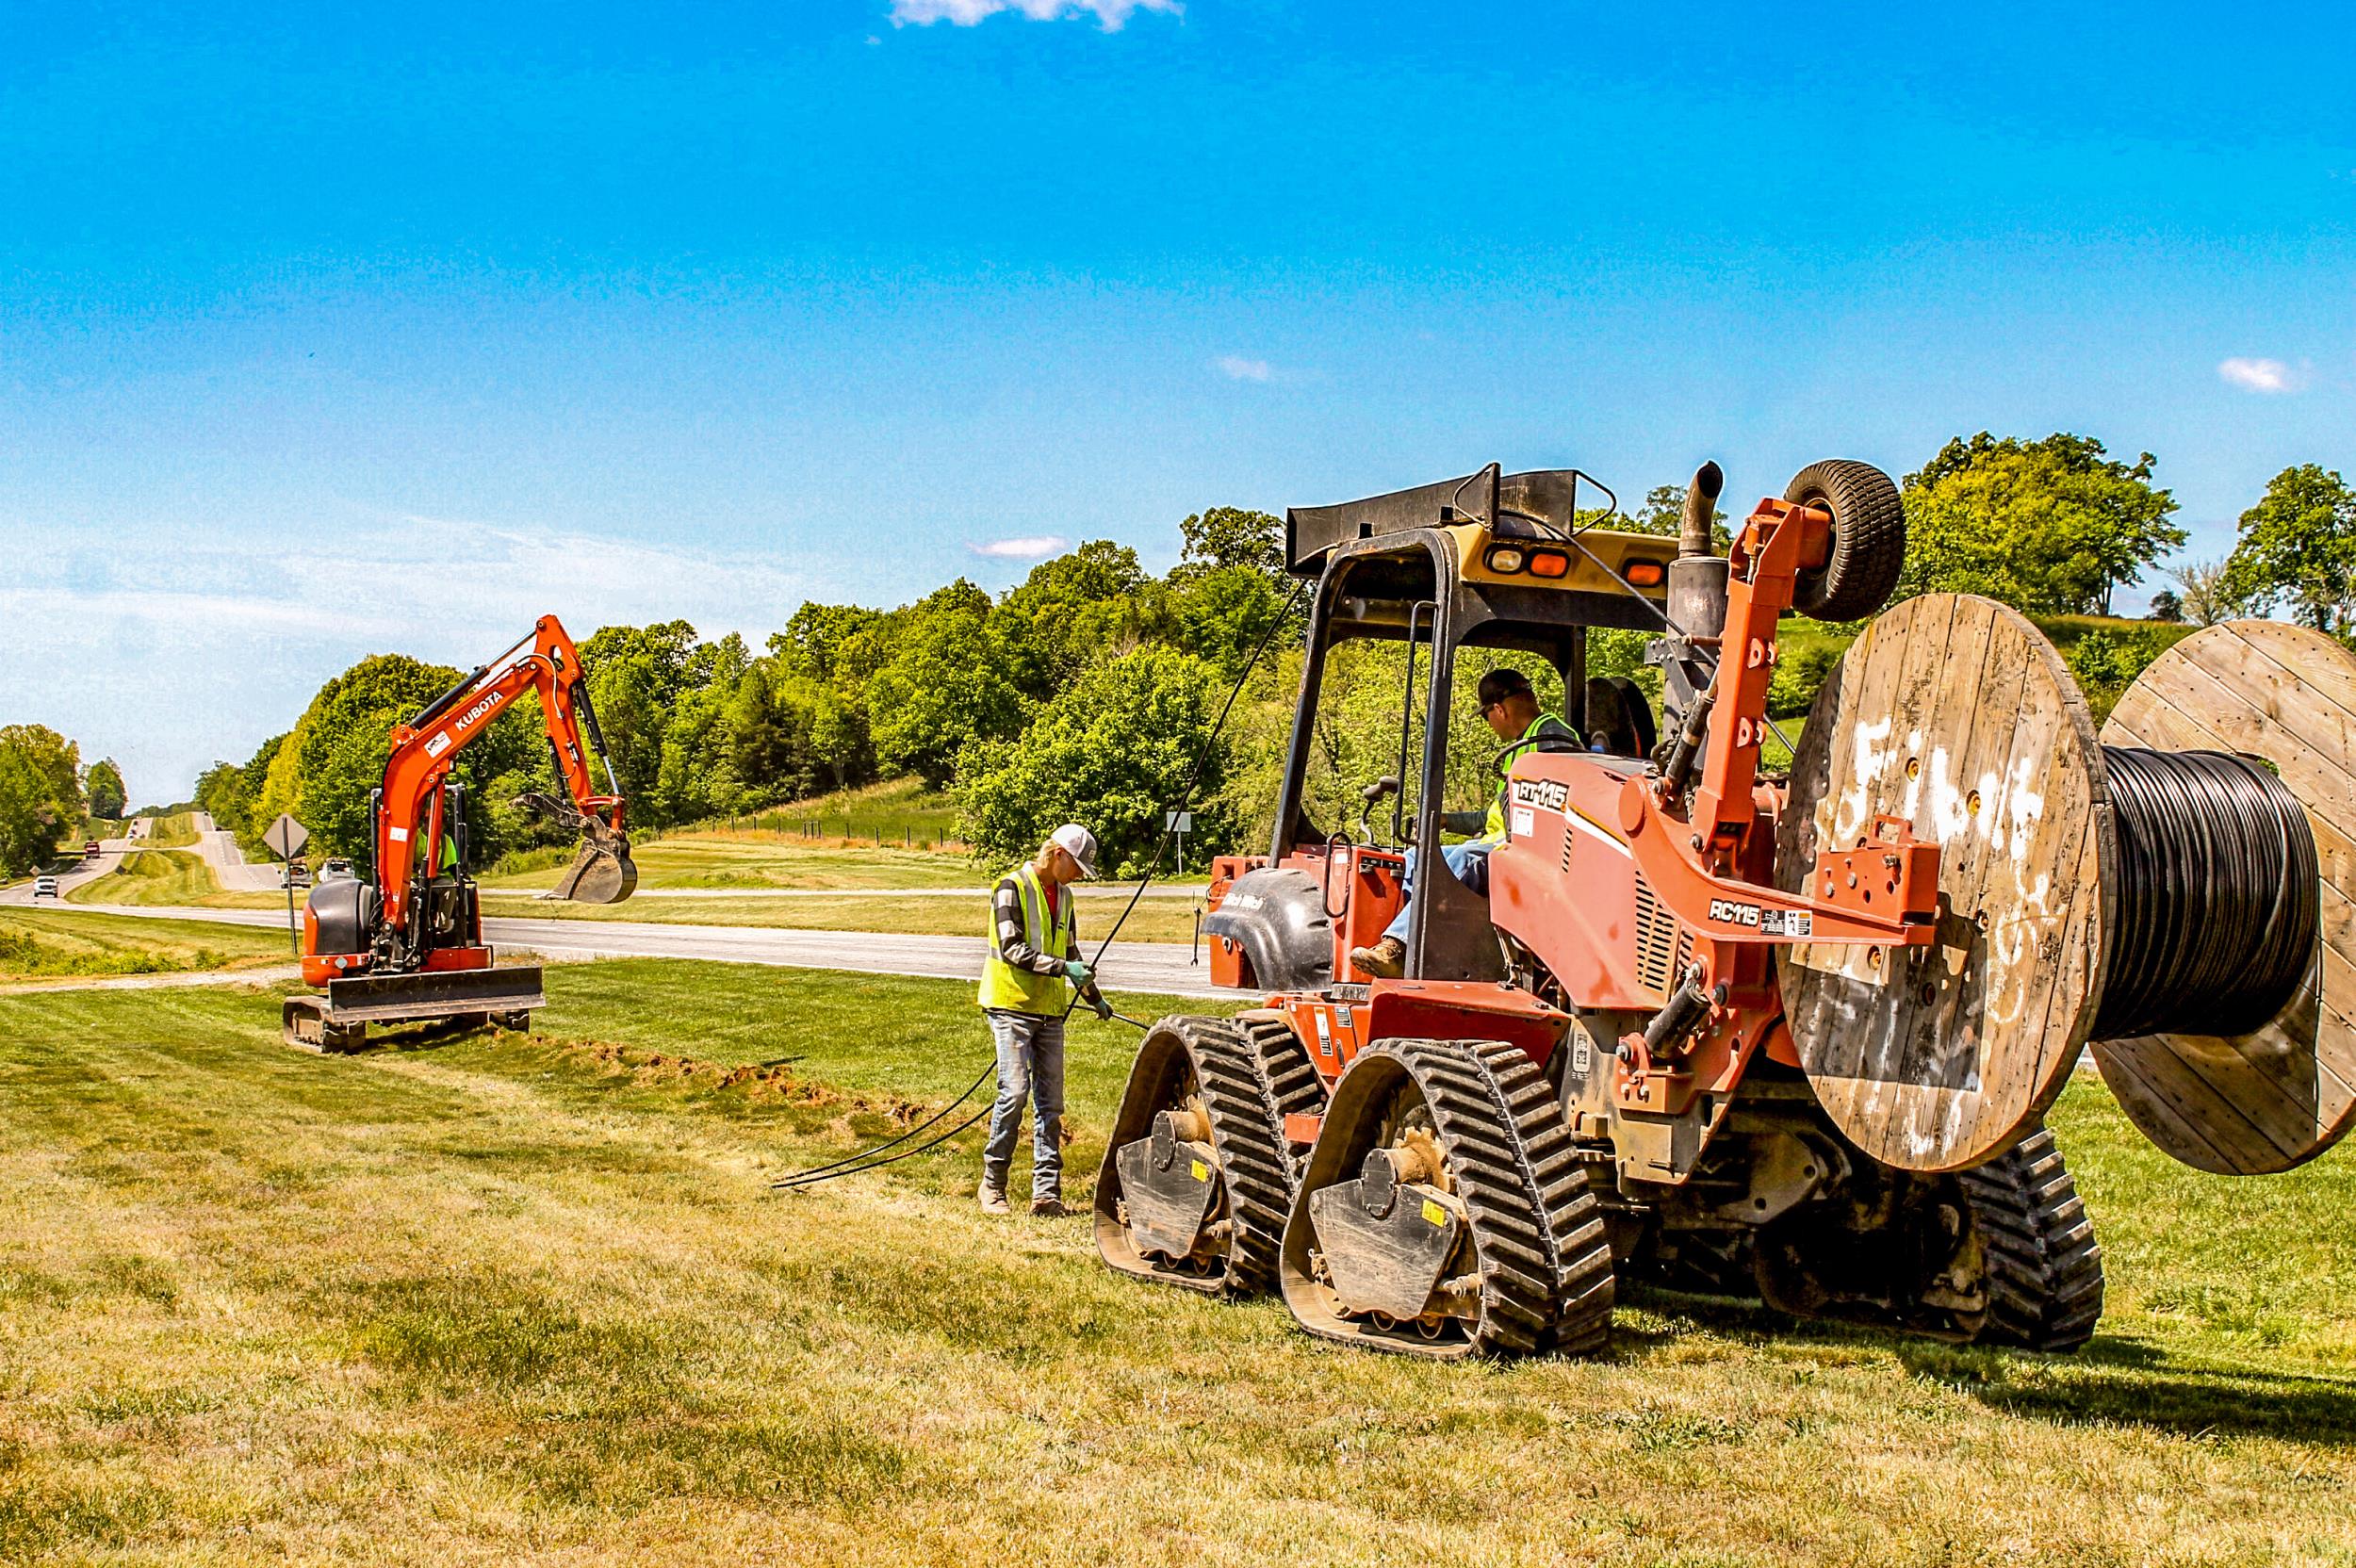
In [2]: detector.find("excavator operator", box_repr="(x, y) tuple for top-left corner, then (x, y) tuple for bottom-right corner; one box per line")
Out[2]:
(1350, 667), (1579, 979)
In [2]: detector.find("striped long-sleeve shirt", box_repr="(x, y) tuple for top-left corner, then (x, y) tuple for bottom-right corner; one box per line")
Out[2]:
(993, 872), (1076, 975)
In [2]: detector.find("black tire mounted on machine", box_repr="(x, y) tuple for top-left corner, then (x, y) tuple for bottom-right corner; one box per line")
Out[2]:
(1279, 1038), (1615, 1359)
(1094, 1013), (1325, 1295)
(1783, 459), (1906, 622)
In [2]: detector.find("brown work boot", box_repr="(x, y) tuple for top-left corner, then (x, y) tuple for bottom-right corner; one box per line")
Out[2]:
(1350, 936), (1406, 979)
(977, 1182), (1012, 1217)
(1030, 1195), (1070, 1218)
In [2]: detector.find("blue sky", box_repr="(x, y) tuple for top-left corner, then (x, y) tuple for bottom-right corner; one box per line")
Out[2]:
(3, 0), (2351, 800)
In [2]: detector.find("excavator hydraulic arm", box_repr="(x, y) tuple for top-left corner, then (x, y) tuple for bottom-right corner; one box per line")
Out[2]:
(376, 615), (635, 934)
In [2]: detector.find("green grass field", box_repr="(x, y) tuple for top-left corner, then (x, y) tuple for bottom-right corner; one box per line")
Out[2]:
(480, 889), (1207, 943)
(481, 836), (984, 892)
(2, 961), (2353, 1564)
(133, 811), (200, 850)
(68, 849), (225, 906)
(0, 907), (289, 985)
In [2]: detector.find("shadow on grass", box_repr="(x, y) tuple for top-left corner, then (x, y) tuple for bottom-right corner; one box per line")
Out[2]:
(1898, 1338), (2356, 1445)
(1617, 1282), (2356, 1444)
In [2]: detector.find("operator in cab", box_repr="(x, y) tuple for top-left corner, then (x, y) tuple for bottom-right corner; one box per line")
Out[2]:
(1350, 668), (1579, 980)
(977, 823), (1114, 1219)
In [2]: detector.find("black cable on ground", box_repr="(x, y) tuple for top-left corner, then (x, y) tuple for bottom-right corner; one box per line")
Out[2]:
(768, 1058), (996, 1191)
(773, 575), (1311, 1192)
(2094, 745), (2319, 1040)
(772, 1100), (999, 1189)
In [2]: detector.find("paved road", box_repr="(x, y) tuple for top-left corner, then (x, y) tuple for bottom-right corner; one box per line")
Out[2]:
(0, 835), (131, 906)
(190, 811), (285, 892)
(50, 902), (1235, 1000)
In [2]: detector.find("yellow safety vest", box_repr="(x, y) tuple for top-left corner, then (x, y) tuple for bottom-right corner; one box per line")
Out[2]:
(1482, 711), (1577, 842)
(977, 861), (1077, 1015)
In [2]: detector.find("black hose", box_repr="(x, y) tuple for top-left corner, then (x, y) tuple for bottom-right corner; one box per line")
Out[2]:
(2094, 746), (2318, 1040)
(772, 1100), (999, 1191)
(768, 1058), (996, 1190)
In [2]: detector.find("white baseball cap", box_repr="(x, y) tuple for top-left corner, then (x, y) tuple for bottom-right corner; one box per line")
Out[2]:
(1049, 823), (1099, 878)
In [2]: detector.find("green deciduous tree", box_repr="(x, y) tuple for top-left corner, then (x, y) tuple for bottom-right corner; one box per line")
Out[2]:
(1898, 433), (2184, 614)
(0, 726), (86, 876)
(956, 645), (1233, 876)
(991, 541), (1153, 698)
(868, 581), (1025, 789)
(84, 758), (126, 821)
(2219, 465), (2356, 635)
(278, 655), (466, 860)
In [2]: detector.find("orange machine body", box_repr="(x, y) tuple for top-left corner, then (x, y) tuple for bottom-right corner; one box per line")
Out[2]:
(1207, 495), (1938, 1136)
(300, 615), (626, 986)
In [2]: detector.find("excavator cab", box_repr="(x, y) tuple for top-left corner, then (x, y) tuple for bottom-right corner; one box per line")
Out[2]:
(1203, 464), (1679, 991)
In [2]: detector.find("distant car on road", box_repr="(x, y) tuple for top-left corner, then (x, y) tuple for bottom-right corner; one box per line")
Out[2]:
(319, 858), (356, 882)
(83, 840), (102, 860)
(279, 866), (313, 890)
(34, 876), (58, 899)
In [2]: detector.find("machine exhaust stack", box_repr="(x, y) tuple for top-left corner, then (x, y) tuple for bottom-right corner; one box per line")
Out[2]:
(1652, 460), (1728, 739)
(1677, 460), (1723, 559)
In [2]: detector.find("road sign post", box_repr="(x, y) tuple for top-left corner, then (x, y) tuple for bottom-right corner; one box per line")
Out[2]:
(265, 814), (310, 957)
(1164, 809), (1193, 876)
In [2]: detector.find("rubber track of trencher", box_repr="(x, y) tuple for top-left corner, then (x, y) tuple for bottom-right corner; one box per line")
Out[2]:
(1098, 1013), (1323, 1298)
(1956, 1126), (2105, 1352)
(1298, 1038), (1614, 1358)
(1205, 1013), (1326, 1295)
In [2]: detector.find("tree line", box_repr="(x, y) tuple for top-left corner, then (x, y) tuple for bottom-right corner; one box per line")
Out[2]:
(183, 436), (2350, 878)
(0, 733), (129, 879)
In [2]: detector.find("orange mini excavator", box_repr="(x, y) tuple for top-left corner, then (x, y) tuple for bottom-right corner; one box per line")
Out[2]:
(281, 615), (637, 1052)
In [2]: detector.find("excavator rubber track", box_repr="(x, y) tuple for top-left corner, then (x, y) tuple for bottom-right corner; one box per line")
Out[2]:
(1279, 1038), (1615, 1359)
(1957, 1127), (2105, 1352)
(1094, 1012), (1325, 1297)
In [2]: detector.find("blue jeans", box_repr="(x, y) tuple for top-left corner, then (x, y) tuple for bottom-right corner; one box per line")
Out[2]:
(982, 1008), (1066, 1200)
(1382, 841), (1491, 944)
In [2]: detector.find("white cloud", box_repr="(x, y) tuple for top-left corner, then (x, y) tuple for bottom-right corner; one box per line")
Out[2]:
(1215, 354), (1273, 382)
(967, 534), (1067, 560)
(2217, 356), (2305, 394)
(890, 0), (1178, 28)
(0, 519), (824, 798)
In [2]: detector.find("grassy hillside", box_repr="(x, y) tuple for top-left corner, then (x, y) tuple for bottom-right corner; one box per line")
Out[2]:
(479, 888), (1205, 943)
(482, 837), (978, 893)
(134, 811), (201, 849)
(0, 907), (287, 984)
(68, 850), (224, 906)
(0, 964), (2351, 1563)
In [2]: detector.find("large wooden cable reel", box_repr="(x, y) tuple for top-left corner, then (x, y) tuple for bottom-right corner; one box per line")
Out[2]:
(2093, 621), (2356, 1174)
(1777, 598), (2356, 1175)
(1776, 595), (2110, 1172)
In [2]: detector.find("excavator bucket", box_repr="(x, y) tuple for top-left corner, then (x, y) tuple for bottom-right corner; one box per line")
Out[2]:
(515, 792), (639, 905)
(553, 829), (637, 904)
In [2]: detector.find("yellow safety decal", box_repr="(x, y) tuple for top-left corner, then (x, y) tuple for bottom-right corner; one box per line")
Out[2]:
(1190, 1160), (1209, 1183)
(1421, 1198), (1447, 1227)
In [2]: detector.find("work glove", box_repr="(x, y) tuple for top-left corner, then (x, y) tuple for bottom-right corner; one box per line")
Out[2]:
(1063, 959), (1095, 988)
(1089, 992), (1116, 1023)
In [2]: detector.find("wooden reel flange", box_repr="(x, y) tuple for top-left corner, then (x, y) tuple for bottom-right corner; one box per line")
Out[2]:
(2094, 621), (2356, 1174)
(1776, 595), (2114, 1172)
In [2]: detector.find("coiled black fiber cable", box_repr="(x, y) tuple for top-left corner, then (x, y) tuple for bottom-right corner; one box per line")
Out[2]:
(2094, 746), (2319, 1040)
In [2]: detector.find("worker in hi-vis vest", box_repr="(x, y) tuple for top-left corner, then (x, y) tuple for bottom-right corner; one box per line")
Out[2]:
(1350, 666), (1579, 979)
(977, 822), (1111, 1217)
